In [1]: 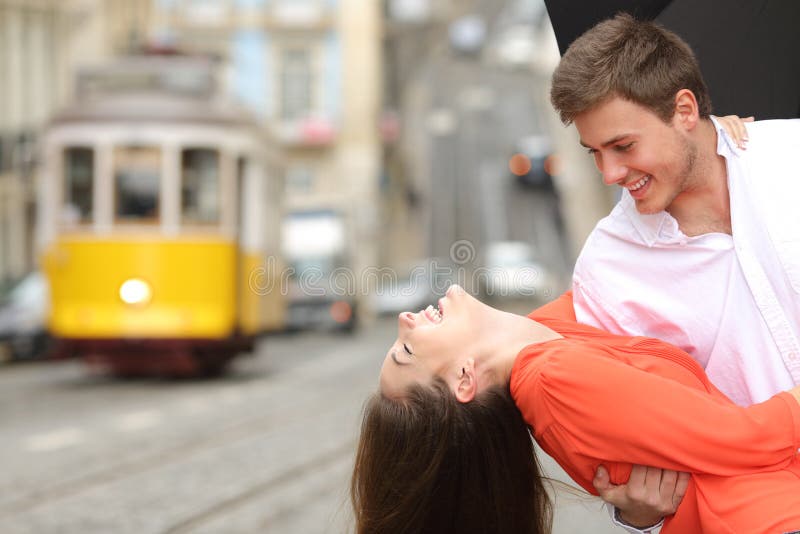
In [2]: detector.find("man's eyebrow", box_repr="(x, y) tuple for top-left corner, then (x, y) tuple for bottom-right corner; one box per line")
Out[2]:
(580, 134), (633, 149)
(391, 350), (408, 366)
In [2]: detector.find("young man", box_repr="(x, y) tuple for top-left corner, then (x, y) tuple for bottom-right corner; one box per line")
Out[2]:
(550, 13), (800, 533)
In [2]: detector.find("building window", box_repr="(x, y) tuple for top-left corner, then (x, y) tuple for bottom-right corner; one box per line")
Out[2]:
(14, 131), (37, 175)
(63, 147), (94, 223)
(181, 148), (220, 224)
(0, 136), (8, 173)
(113, 146), (161, 222)
(280, 47), (313, 120)
(182, 0), (231, 25)
(285, 165), (315, 193)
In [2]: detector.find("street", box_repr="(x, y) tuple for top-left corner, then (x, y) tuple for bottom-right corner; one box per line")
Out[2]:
(0, 317), (619, 534)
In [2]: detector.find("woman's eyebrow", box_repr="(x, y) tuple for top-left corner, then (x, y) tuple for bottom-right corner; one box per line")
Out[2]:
(391, 350), (408, 366)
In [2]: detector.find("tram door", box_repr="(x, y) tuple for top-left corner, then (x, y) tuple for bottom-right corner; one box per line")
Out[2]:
(236, 157), (245, 330)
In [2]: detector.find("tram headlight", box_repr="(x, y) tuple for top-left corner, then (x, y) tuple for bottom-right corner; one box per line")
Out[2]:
(119, 278), (152, 306)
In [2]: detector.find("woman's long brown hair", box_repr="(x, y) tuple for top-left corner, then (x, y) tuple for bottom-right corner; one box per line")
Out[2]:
(351, 378), (552, 534)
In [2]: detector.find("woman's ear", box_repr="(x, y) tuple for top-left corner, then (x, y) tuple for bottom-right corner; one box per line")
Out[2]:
(455, 358), (477, 403)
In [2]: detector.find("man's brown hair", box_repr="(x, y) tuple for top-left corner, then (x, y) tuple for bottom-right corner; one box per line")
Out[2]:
(550, 13), (712, 124)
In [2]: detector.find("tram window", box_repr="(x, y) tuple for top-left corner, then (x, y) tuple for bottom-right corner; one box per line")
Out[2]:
(63, 147), (94, 223)
(181, 148), (220, 224)
(113, 146), (160, 222)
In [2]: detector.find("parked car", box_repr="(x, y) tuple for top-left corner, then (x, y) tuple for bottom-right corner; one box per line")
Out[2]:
(371, 258), (455, 316)
(478, 241), (555, 302)
(511, 135), (556, 191)
(0, 271), (50, 362)
(282, 209), (358, 332)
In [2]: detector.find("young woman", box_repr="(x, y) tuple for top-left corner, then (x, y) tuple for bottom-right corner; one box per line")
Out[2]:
(351, 285), (800, 534)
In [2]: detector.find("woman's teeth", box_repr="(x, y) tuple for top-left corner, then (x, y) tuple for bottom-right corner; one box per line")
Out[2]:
(628, 175), (650, 191)
(425, 305), (443, 323)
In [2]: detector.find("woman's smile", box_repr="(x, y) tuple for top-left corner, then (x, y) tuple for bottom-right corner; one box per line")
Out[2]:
(423, 302), (443, 324)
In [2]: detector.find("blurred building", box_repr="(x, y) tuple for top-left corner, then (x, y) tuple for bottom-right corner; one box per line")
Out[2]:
(381, 0), (514, 268)
(380, 0), (454, 267)
(154, 0), (382, 311)
(382, 0), (614, 274)
(0, 0), (153, 288)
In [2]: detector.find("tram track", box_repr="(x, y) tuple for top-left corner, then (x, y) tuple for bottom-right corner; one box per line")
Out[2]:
(162, 439), (355, 533)
(0, 355), (371, 519)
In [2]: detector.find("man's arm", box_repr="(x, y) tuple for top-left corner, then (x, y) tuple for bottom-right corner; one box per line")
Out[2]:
(604, 383), (800, 531)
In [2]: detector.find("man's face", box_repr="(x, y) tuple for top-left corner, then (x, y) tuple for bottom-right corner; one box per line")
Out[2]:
(574, 97), (697, 214)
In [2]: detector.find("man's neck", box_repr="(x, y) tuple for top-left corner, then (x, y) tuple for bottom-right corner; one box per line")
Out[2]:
(666, 119), (732, 237)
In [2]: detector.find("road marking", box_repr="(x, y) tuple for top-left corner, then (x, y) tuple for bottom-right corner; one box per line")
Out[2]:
(115, 410), (163, 432)
(24, 428), (85, 453)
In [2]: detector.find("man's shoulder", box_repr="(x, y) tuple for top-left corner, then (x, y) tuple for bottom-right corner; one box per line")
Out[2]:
(737, 119), (800, 191)
(747, 118), (800, 134)
(588, 196), (637, 239)
(745, 119), (800, 154)
(577, 204), (628, 264)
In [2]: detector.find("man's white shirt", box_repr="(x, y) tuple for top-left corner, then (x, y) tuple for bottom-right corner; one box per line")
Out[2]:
(573, 117), (800, 406)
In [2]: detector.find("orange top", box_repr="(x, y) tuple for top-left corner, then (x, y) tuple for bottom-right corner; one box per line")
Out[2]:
(511, 292), (800, 533)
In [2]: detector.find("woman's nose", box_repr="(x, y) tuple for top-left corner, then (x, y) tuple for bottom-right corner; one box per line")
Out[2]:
(398, 312), (415, 330)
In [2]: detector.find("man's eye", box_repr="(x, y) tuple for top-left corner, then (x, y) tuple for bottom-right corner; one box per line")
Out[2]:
(615, 142), (634, 152)
(403, 343), (413, 355)
(585, 148), (597, 155)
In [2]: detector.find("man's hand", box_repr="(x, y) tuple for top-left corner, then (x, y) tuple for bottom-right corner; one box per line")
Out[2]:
(594, 464), (689, 528)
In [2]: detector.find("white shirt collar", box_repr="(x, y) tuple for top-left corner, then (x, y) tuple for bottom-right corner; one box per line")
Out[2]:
(710, 115), (744, 159)
(619, 194), (683, 247)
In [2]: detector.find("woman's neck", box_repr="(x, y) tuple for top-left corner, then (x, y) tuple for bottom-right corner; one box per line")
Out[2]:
(478, 310), (563, 387)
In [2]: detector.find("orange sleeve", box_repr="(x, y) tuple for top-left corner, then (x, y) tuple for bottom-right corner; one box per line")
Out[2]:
(531, 345), (800, 476)
(528, 291), (576, 322)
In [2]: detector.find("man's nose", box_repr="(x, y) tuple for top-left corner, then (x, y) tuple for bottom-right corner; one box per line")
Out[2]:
(601, 160), (628, 186)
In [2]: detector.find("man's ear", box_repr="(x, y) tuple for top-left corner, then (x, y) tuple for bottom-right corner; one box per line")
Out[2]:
(673, 89), (700, 131)
(454, 358), (477, 403)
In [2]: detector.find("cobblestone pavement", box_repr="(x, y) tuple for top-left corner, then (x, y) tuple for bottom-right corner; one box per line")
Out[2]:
(0, 316), (623, 533)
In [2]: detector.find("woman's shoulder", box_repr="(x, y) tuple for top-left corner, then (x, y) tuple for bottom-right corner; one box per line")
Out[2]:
(511, 337), (597, 395)
(527, 291), (575, 322)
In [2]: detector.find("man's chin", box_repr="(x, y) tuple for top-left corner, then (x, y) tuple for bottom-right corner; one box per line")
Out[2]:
(633, 199), (662, 215)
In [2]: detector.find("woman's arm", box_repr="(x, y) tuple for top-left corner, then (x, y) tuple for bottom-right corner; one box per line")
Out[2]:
(532, 346), (800, 476)
(712, 114), (754, 149)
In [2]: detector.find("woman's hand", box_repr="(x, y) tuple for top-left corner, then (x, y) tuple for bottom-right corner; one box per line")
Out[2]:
(712, 114), (754, 149)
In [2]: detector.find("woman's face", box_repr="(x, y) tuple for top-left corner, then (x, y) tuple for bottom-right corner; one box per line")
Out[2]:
(379, 284), (489, 399)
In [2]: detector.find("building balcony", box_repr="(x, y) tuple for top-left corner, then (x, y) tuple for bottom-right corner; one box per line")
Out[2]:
(277, 116), (338, 147)
(166, 2), (334, 32)
(266, 2), (334, 30)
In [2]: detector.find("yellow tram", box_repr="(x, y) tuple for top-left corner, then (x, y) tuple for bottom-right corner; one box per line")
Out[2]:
(38, 56), (286, 375)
